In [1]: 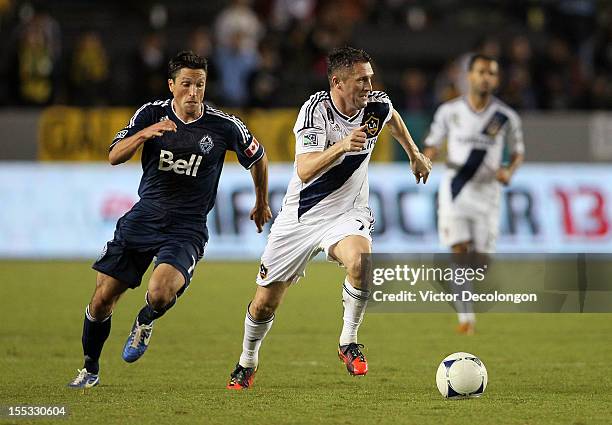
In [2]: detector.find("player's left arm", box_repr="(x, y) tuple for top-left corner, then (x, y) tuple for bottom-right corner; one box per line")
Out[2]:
(496, 111), (525, 186)
(387, 108), (432, 184)
(496, 152), (524, 185)
(228, 116), (272, 232)
(248, 153), (272, 233)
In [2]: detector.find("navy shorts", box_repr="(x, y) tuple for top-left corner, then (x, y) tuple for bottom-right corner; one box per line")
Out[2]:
(93, 200), (208, 290)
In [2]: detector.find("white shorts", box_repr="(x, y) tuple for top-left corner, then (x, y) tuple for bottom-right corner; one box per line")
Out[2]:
(437, 212), (499, 253)
(256, 207), (374, 286)
(438, 171), (500, 253)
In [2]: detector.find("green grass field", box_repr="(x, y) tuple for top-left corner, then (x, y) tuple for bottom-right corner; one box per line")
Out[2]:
(1, 261), (610, 425)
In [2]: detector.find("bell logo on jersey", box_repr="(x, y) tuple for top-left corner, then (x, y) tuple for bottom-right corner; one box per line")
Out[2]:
(158, 150), (202, 177)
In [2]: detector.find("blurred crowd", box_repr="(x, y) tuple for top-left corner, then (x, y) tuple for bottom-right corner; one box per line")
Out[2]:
(0, 0), (611, 111)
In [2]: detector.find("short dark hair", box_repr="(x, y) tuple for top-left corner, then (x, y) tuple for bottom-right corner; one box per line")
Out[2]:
(168, 51), (208, 80)
(326, 46), (372, 81)
(468, 53), (498, 71)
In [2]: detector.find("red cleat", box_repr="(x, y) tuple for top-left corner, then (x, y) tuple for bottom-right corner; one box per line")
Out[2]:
(338, 343), (368, 376)
(226, 363), (257, 390)
(456, 322), (476, 336)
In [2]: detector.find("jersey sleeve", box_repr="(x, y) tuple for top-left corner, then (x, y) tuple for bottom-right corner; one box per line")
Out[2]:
(371, 91), (394, 125)
(227, 115), (265, 169)
(423, 104), (449, 148)
(506, 110), (525, 155)
(109, 102), (155, 151)
(294, 104), (327, 155)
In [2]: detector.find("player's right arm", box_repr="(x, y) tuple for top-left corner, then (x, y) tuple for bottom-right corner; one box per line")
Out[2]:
(108, 121), (177, 165)
(423, 104), (449, 161)
(296, 125), (367, 183)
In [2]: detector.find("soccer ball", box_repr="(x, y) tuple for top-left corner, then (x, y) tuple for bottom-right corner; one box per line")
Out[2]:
(436, 352), (487, 398)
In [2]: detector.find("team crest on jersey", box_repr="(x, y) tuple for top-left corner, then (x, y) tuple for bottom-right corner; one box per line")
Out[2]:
(482, 111), (509, 137)
(363, 115), (380, 137)
(159, 115), (170, 122)
(199, 134), (214, 154)
(259, 263), (268, 279)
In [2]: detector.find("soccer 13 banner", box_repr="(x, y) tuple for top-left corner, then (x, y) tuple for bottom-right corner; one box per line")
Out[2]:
(0, 163), (611, 259)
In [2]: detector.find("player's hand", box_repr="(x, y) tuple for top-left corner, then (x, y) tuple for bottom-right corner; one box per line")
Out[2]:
(141, 120), (178, 139)
(411, 152), (432, 184)
(250, 203), (272, 233)
(341, 125), (367, 152)
(496, 168), (512, 185)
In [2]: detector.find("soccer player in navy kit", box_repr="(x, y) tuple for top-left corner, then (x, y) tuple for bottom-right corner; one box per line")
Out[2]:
(68, 51), (272, 388)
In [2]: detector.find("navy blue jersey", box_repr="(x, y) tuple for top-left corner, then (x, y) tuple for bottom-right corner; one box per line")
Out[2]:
(110, 99), (264, 220)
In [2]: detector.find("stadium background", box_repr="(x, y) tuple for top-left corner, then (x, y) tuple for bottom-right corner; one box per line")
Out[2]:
(0, 1), (611, 425)
(1, 0), (612, 257)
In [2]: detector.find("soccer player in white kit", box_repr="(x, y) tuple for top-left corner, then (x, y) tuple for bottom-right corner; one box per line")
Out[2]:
(226, 47), (432, 389)
(423, 54), (525, 335)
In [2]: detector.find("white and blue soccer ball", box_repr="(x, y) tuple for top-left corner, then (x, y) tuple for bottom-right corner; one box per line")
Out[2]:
(436, 352), (488, 398)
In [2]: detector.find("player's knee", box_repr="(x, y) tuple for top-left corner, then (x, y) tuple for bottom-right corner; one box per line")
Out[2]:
(89, 297), (112, 319)
(91, 275), (118, 318)
(452, 242), (470, 254)
(147, 284), (175, 310)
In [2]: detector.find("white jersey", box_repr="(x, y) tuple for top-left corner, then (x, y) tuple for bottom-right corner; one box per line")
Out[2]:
(426, 96), (524, 252)
(424, 96), (524, 185)
(279, 91), (393, 223)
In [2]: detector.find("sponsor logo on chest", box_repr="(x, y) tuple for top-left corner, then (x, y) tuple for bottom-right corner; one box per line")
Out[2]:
(158, 150), (203, 177)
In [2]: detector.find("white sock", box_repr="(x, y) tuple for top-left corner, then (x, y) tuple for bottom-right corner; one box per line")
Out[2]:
(339, 278), (370, 346)
(457, 312), (476, 324)
(238, 305), (274, 368)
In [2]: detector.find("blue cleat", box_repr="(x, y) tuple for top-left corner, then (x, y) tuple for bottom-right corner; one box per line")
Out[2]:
(122, 320), (154, 363)
(67, 368), (99, 388)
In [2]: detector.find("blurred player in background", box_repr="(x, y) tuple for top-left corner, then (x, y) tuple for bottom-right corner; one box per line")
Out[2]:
(68, 51), (272, 388)
(226, 46), (432, 389)
(423, 54), (525, 335)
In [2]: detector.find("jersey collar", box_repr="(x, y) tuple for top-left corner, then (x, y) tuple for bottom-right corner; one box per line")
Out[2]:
(171, 99), (205, 125)
(329, 92), (362, 122)
(463, 96), (495, 115)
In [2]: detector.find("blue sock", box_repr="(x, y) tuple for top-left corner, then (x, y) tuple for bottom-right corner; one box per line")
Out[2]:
(136, 292), (176, 325)
(82, 305), (111, 375)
